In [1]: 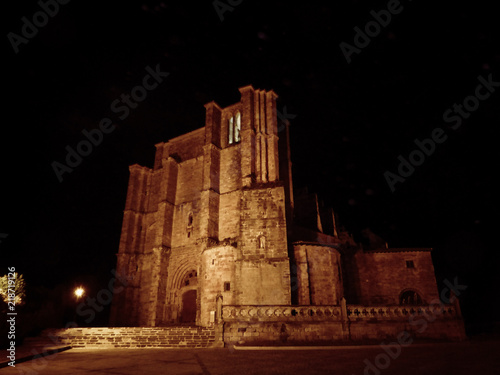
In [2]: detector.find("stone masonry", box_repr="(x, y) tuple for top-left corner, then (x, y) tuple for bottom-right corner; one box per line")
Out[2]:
(109, 85), (465, 344)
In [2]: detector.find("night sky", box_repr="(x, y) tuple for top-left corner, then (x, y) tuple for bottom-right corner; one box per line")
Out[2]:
(2, 0), (498, 332)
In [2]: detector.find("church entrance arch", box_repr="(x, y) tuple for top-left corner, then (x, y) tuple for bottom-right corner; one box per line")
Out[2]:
(179, 270), (198, 324)
(181, 289), (197, 323)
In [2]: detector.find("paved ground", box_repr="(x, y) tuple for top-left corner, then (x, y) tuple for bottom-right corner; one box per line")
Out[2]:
(2, 339), (499, 375)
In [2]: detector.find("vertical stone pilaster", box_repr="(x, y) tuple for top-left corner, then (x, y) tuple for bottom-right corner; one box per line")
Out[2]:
(153, 142), (165, 170)
(199, 190), (219, 240)
(266, 90), (279, 182)
(200, 144), (220, 240)
(202, 144), (220, 193)
(149, 246), (171, 326)
(156, 157), (178, 247)
(110, 165), (152, 327)
(258, 90), (268, 182)
(204, 101), (222, 148)
(294, 245), (311, 305)
(239, 85), (256, 187)
(201, 104), (221, 241)
(260, 132), (267, 182)
(341, 297), (350, 340)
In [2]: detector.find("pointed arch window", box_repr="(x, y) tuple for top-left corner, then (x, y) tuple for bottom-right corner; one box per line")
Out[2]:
(228, 112), (241, 145)
(234, 111), (241, 143)
(228, 117), (234, 145)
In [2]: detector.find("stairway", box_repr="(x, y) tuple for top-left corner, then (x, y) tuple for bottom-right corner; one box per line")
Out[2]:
(42, 326), (217, 348)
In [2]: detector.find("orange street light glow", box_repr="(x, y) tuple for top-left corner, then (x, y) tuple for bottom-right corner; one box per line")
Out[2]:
(74, 287), (85, 298)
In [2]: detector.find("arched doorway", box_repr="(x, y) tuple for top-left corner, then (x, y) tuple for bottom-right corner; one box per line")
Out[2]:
(181, 289), (197, 323)
(179, 270), (198, 324)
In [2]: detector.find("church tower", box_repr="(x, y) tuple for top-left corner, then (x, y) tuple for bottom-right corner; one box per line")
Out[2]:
(109, 86), (292, 327)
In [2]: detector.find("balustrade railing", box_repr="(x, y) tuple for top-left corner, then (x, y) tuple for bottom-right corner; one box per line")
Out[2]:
(221, 303), (458, 322)
(346, 304), (457, 320)
(222, 305), (342, 322)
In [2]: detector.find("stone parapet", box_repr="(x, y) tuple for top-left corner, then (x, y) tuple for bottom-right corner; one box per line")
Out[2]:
(221, 303), (466, 345)
(222, 305), (343, 322)
(347, 304), (459, 320)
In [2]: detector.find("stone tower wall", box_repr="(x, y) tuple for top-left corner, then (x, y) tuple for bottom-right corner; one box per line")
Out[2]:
(293, 243), (343, 306)
(110, 85), (292, 327)
(199, 245), (237, 326)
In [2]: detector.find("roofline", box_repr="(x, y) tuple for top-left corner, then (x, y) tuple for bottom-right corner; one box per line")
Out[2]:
(292, 241), (341, 249)
(363, 248), (433, 253)
(155, 127), (205, 148)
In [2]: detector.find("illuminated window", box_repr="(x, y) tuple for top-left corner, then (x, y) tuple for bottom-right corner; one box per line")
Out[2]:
(234, 111), (241, 142)
(228, 117), (234, 145)
(228, 112), (241, 145)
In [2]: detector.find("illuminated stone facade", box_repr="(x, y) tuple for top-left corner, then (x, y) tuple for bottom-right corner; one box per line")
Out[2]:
(109, 86), (465, 343)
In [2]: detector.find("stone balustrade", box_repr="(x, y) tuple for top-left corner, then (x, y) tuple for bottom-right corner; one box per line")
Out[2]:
(222, 305), (343, 322)
(346, 304), (458, 320)
(222, 303), (458, 323)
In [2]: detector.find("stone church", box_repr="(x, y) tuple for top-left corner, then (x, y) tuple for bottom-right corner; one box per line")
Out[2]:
(109, 86), (464, 343)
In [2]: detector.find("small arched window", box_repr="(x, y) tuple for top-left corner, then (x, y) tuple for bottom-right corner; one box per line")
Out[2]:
(228, 117), (234, 145)
(228, 112), (241, 145)
(400, 290), (423, 305)
(234, 111), (241, 143)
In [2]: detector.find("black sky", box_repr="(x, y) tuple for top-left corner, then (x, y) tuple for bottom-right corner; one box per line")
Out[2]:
(1, 0), (498, 332)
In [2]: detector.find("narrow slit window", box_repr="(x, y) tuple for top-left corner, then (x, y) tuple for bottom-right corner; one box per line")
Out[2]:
(234, 111), (241, 143)
(187, 213), (193, 238)
(228, 117), (234, 145)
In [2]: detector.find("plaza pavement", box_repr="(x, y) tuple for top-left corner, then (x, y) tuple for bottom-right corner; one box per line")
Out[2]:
(1, 338), (499, 375)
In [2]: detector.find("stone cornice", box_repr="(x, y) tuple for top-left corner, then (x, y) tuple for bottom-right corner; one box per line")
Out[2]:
(363, 247), (433, 253)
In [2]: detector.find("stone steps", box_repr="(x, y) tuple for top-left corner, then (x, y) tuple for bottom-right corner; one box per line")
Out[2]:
(42, 326), (217, 349)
